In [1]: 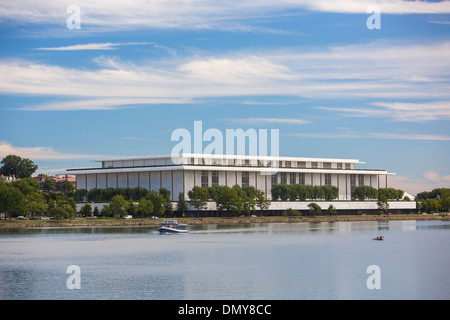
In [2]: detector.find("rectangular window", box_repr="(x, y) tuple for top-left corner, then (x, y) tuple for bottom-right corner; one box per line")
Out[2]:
(350, 175), (356, 194)
(325, 173), (332, 186)
(242, 171), (249, 187)
(312, 162), (318, 168)
(337, 163), (342, 169)
(285, 161), (291, 168)
(358, 174), (364, 186)
(345, 163), (351, 169)
(298, 162), (306, 168)
(271, 174), (277, 188)
(212, 171), (219, 186)
(289, 172), (295, 184)
(323, 162), (331, 169)
(280, 172), (287, 184)
(299, 173), (305, 185)
(201, 171), (209, 188)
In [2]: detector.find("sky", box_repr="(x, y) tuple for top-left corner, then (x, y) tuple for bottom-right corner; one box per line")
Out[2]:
(0, 0), (449, 195)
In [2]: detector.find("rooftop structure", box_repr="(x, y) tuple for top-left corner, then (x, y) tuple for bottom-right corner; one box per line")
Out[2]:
(67, 153), (394, 201)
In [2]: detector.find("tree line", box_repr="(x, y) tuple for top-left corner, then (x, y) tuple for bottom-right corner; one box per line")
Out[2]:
(187, 185), (270, 216)
(77, 185), (271, 218)
(0, 177), (76, 220)
(416, 188), (449, 214)
(271, 184), (405, 202)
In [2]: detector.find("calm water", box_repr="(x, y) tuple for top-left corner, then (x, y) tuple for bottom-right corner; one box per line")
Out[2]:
(0, 220), (449, 300)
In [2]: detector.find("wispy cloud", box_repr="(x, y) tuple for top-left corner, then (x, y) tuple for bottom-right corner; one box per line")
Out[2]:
(1, 1), (449, 32)
(0, 141), (100, 160)
(390, 170), (450, 195)
(423, 171), (450, 185)
(35, 42), (152, 51)
(292, 132), (450, 141)
(371, 133), (450, 141)
(321, 100), (450, 122)
(228, 118), (309, 125)
(19, 97), (191, 111)
(1, 40), (449, 111)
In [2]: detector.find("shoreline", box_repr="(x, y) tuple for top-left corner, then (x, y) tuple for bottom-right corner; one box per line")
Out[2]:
(0, 214), (447, 228)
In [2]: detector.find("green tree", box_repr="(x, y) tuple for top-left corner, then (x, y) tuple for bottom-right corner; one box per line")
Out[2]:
(307, 203), (322, 216)
(283, 208), (301, 216)
(26, 192), (47, 218)
(377, 195), (389, 215)
(327, 204), (337, 215)
(176, 192), (188, 216)
(79, 203), (92, 217)
(137, 197), (153, 219)
(60, 180), (75, 193)
(42, 178), (56, 192)
(146, 190), (166, 217)
(241, 196), (256, 216)
(419, 198), (439, 214)
(127, 200), (137, 216)
(216, 186), (241, 213)
(49, 207), (68, 221)
(0, 186), (27, 219)
(188, 186), (208, 217)
(255, 189), (270, 216)
(109, 195), (129, 218)
(0, 155), (38, 178)
(322, 186), (338, 201)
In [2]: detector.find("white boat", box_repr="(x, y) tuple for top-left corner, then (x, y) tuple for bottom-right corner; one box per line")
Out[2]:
(159, 219), (188, 233)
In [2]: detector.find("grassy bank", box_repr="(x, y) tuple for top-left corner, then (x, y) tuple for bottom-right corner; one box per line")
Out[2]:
(0, 214), (447, 228)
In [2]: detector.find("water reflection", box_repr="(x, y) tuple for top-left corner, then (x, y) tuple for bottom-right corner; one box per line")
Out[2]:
(0, 220), (449, 300)
(189, 220), (444, 235)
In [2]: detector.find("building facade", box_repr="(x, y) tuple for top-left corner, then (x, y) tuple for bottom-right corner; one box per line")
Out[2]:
(67, 153), (394, 202)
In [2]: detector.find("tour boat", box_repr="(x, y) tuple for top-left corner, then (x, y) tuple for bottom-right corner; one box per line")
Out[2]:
(372, 236), (384, 241)
(159, 220), (188, 233)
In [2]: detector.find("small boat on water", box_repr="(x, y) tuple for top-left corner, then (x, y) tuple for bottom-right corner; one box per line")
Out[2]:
(159, 219), (188, 233)
(372, 236), (384, 241)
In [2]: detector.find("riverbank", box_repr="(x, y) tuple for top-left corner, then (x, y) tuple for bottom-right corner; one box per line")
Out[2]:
(0, 214), (447, 228)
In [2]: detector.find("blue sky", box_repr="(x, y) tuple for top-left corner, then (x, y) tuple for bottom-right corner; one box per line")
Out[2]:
(0, 0), (449, 195)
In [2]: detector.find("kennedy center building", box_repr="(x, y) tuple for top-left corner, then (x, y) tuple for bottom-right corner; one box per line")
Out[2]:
(67, 153), (395, 202)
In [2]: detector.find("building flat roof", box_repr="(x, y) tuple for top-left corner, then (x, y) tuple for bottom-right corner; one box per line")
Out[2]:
(92, 153), (364, 164)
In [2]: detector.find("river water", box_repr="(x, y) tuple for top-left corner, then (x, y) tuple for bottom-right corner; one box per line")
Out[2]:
(0, 220), (449, 300)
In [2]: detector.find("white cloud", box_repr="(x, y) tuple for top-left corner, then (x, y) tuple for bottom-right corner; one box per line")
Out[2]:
(322, 101), (450, 122)
(1, 40), (449, 110)
(179, 56), (295, 83)
(370, 133), (450, 141)
(291, 132), (450, 141)
(19, 97), (191, 111)
(228, 118), (309, 125)
(1, 1), (449, 32)
(0, 141), (99, 160)
(35, 42), (152, 51)
(390, 171), (450, 195)
(423, 171), (450, 185)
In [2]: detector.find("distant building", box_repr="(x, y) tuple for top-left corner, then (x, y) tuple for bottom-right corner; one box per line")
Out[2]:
(66, 153), (415, 214)
(0, 174), (17, 182)
(34, 174), (76, 192)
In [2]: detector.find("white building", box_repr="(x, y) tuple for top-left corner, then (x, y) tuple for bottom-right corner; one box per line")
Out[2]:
(68, 153), (418, 214)
(67, 153), (399, 200)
